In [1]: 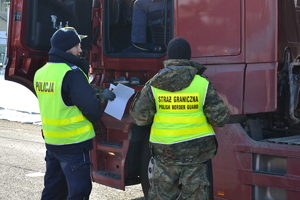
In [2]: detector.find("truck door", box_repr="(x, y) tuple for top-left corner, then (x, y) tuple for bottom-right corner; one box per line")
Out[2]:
(5, 0), (93, 93)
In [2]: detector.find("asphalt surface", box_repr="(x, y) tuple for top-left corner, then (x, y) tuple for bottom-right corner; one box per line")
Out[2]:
(0, 120), (144, 200)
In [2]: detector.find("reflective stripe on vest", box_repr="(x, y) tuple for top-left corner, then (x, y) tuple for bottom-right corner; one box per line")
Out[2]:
(150, 75), (215, 144)
(33, 63), (95, 145)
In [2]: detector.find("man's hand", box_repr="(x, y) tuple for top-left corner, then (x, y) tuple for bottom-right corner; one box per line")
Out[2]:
(102, 88), (116, 101)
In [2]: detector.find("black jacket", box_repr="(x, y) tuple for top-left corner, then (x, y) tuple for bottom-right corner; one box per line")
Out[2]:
(45, 48), (102, 153)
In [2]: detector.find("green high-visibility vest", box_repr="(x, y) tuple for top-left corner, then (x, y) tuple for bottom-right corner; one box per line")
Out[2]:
(150, 75), (215, 144)
(34, 63), (95, 145)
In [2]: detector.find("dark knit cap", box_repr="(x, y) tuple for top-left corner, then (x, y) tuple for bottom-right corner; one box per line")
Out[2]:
(167, 37), (191, 60)
(50, 27), (87, 51)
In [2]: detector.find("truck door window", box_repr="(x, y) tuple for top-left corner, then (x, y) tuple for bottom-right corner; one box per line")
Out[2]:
(26, 0), (92, 53)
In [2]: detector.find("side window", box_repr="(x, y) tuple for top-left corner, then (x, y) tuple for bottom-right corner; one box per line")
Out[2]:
(26, 0), (92, 52)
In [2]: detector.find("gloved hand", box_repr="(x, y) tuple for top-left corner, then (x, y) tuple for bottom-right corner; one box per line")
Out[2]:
(101, 88), (116, 101)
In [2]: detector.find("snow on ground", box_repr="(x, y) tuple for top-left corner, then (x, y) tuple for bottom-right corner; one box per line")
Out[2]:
(0, 74), (41, 125)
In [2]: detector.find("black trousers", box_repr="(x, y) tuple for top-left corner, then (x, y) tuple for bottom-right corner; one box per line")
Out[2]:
(41, 150), (92, 200)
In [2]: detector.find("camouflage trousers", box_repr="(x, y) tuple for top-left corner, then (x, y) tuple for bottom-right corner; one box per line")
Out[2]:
(148, 159), (210, 200)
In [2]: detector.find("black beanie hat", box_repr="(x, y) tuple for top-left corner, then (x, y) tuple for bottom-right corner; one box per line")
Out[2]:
(50, 27), (87, 51)
(167, 37), (191, 60)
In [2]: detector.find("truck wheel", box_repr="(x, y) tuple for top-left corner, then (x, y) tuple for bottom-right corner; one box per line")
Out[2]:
(140, 141), (152, 199)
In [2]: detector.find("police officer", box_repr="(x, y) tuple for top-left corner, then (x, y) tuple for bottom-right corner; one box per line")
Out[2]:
(34, 27), (115, 200)
(130, 37), (230, 199)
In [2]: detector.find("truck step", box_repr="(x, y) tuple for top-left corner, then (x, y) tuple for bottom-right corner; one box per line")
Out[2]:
(99, 141), (122, 148)
(97, 141), (123, 153)
(266, 135), (300, 145)
(93, 170), (121, 180)
(92, 140), (129, 190)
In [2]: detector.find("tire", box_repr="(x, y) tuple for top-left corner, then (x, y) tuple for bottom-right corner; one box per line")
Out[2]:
(140, 141), (152, 199)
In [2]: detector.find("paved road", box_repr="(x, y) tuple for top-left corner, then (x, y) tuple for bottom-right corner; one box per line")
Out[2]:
(0, 120), (144, 200)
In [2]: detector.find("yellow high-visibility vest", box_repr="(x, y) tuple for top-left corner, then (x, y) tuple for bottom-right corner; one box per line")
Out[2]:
(34, 63), (95, 145)
(150, 75), (215, 144)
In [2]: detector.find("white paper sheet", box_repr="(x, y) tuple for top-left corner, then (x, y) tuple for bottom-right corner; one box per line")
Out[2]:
(104, 83), (135, 120)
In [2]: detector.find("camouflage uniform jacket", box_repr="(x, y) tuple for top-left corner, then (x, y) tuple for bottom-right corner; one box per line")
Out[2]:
(130, 59), (230, 165)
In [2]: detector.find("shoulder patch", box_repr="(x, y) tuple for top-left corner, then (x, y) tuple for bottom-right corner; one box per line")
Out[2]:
(69, 65), (81, 72)
(71, 65), (78, 70)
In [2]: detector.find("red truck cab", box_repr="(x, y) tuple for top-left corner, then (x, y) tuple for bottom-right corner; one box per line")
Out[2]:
(5, 0), (300, 199)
